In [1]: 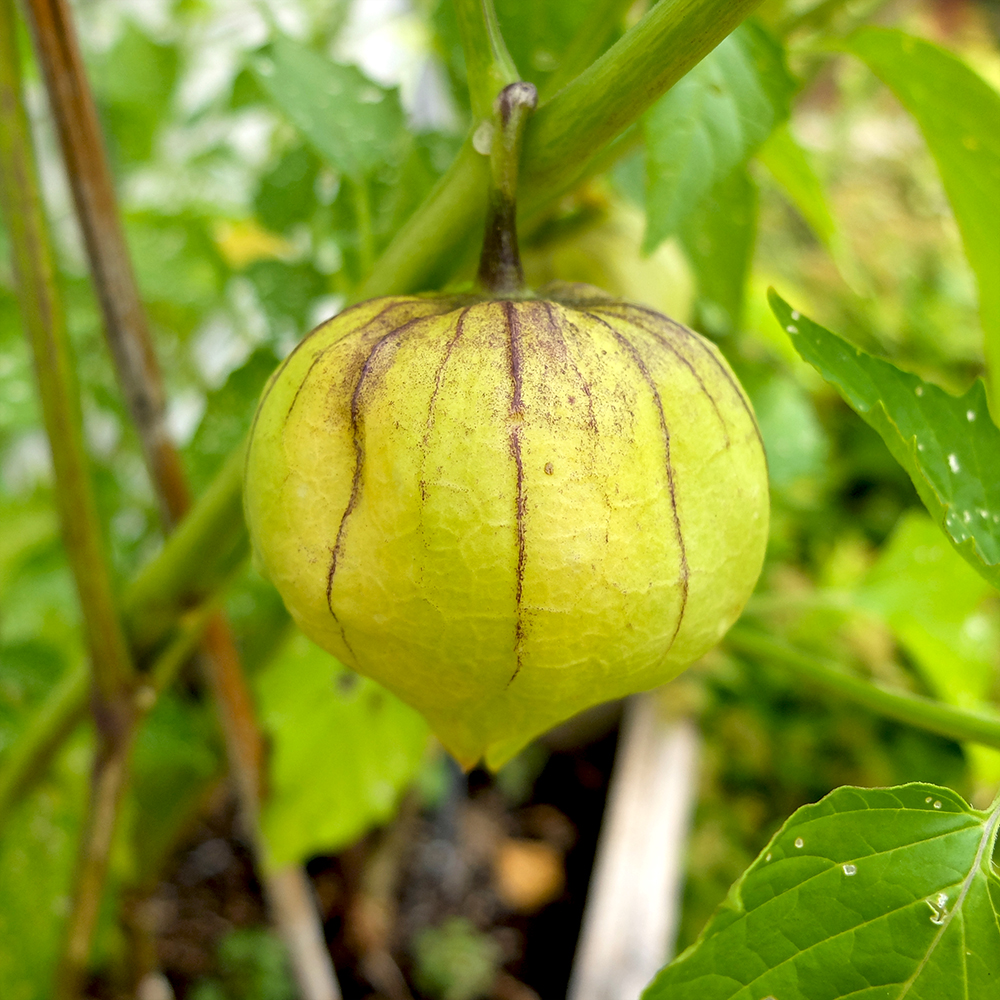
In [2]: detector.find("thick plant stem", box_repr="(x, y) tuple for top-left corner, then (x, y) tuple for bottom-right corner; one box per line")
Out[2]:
(0, 0), (134, 710)
(452, 0), (519, 120)
(22, 0), (189, 529)
(358, 0), (764, 300)
(728, 627), (1000, 750)
(476, 82), (537, 296)
(540, 0), (636, 99)
(0, 2), (138, 993)
(20, 2), (339, 995)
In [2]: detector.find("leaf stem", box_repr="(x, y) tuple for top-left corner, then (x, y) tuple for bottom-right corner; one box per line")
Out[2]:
(476, 82), (538, 296)
(358, 0), (764, 300)
(727, 626), (1000, 750)
(452, 0), (519, 121)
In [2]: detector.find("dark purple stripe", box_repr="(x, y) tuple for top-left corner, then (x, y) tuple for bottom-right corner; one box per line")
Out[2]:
(595, 301), (764, 451)
(541, 301), (599, 437)
(582, 310), (689, 650)
(505, 301), (527, 686)
(284, 298), (426, 425)
(593, 307), (731, 448)
(325, 312), (441, 658)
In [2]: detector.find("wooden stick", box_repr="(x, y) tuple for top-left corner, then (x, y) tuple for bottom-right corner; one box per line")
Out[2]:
(567, 695), (700, 1000)
(20, 1), (340, 995)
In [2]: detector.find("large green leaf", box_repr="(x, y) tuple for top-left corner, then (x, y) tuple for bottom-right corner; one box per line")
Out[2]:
(251, 36), (407, 182)
(756, 123), (835, 250)
(677, 166), (757, 335)
(642, 21), (794, 253)
(856, 511), (1000, 784)
(256, 631), (429, 869)
(844, 28), (1000, 415)
(769, 291), (1000, 590)
(644, 783), (1000, 999)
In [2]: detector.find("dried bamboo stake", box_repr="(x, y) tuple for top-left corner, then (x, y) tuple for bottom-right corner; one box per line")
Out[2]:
(567, 694), (701, 1000)
(19, 0), (338, 995)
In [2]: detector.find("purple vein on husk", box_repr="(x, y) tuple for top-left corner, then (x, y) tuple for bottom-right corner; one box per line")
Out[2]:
(598, 308), (731, 448)
(582, 310), (689, 648)
(326, 313), (438, 657)
(417, 307), (470, 562)
(597, 301), (764, 450)
(555, 309), (617, 546)
(541, 302), (598, 437)
(283, 298), (423, 426)
(504, 301), (527, 687)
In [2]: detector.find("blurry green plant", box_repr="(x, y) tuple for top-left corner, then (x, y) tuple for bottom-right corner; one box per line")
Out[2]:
(0, 0), (998, 997)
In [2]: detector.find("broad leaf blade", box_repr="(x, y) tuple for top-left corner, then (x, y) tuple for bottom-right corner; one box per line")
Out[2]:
(844, 28), (1000, 413)
(643, 21), (794, 252)
(677, 167), (757, 335)
(756, 123), (835, 250)
(256, 631), (429, 869)
(643, 784), (1000, 999)
(252, 36), (407, 181)
(769, 291), (1000, 590)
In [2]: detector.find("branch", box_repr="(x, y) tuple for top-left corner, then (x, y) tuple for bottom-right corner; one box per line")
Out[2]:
(0, 4), (141, 992)
(539, 0), (636, 100)
(452, 0), (519, 121)
(0, 0), (134, 706)
(21, 0), (189, 528)
(358, 0), (764, 300)
(727, 626), (1000, 750)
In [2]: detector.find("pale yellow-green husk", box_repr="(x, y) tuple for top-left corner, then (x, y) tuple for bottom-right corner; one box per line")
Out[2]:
(245, 289), (768, 769)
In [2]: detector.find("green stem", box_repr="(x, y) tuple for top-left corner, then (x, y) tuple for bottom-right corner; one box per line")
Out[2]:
(0, 0), (135, 706)
(358, 0), (764, 300)
(476, 82), (538, 296)
(453, 0), (519, 121)
(539, 0), (635, 100)
(352, 176), (375, 281)
(122, 443), (249, 656)
(727, 626), (1000, 750)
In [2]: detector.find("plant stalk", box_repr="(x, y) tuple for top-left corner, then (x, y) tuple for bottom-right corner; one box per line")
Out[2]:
(476, 82), (538, 296)
(0, 3), (140, 991)
(22, 0), (190, 530)
(452, 0), (519, 120)
(727, 626), (1000, 750)
(20, 2), (340, 994)
(358, 0), (764, 301)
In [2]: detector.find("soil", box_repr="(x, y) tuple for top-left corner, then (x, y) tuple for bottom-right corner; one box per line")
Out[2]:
(144, 717), (622, 1000)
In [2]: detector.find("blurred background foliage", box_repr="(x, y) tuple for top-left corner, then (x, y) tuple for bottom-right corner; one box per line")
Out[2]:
(1, 0), (999, 996)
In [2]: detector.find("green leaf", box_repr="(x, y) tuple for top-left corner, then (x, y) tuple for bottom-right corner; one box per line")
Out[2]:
(643, 21), (794, 253)
(677, 167), (757, 335)
(252, 37), (407, 182)
(644, 783), (1000, 999)
(844, 28), (1000, 415)
(769, 290), (1000, 590)
(856, 511), (1000, 784)
(756, 123), (836, 249)
(256, 631), (429, 869)
(859, 511), (996, 706)
(0, 735), (89, 1000)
